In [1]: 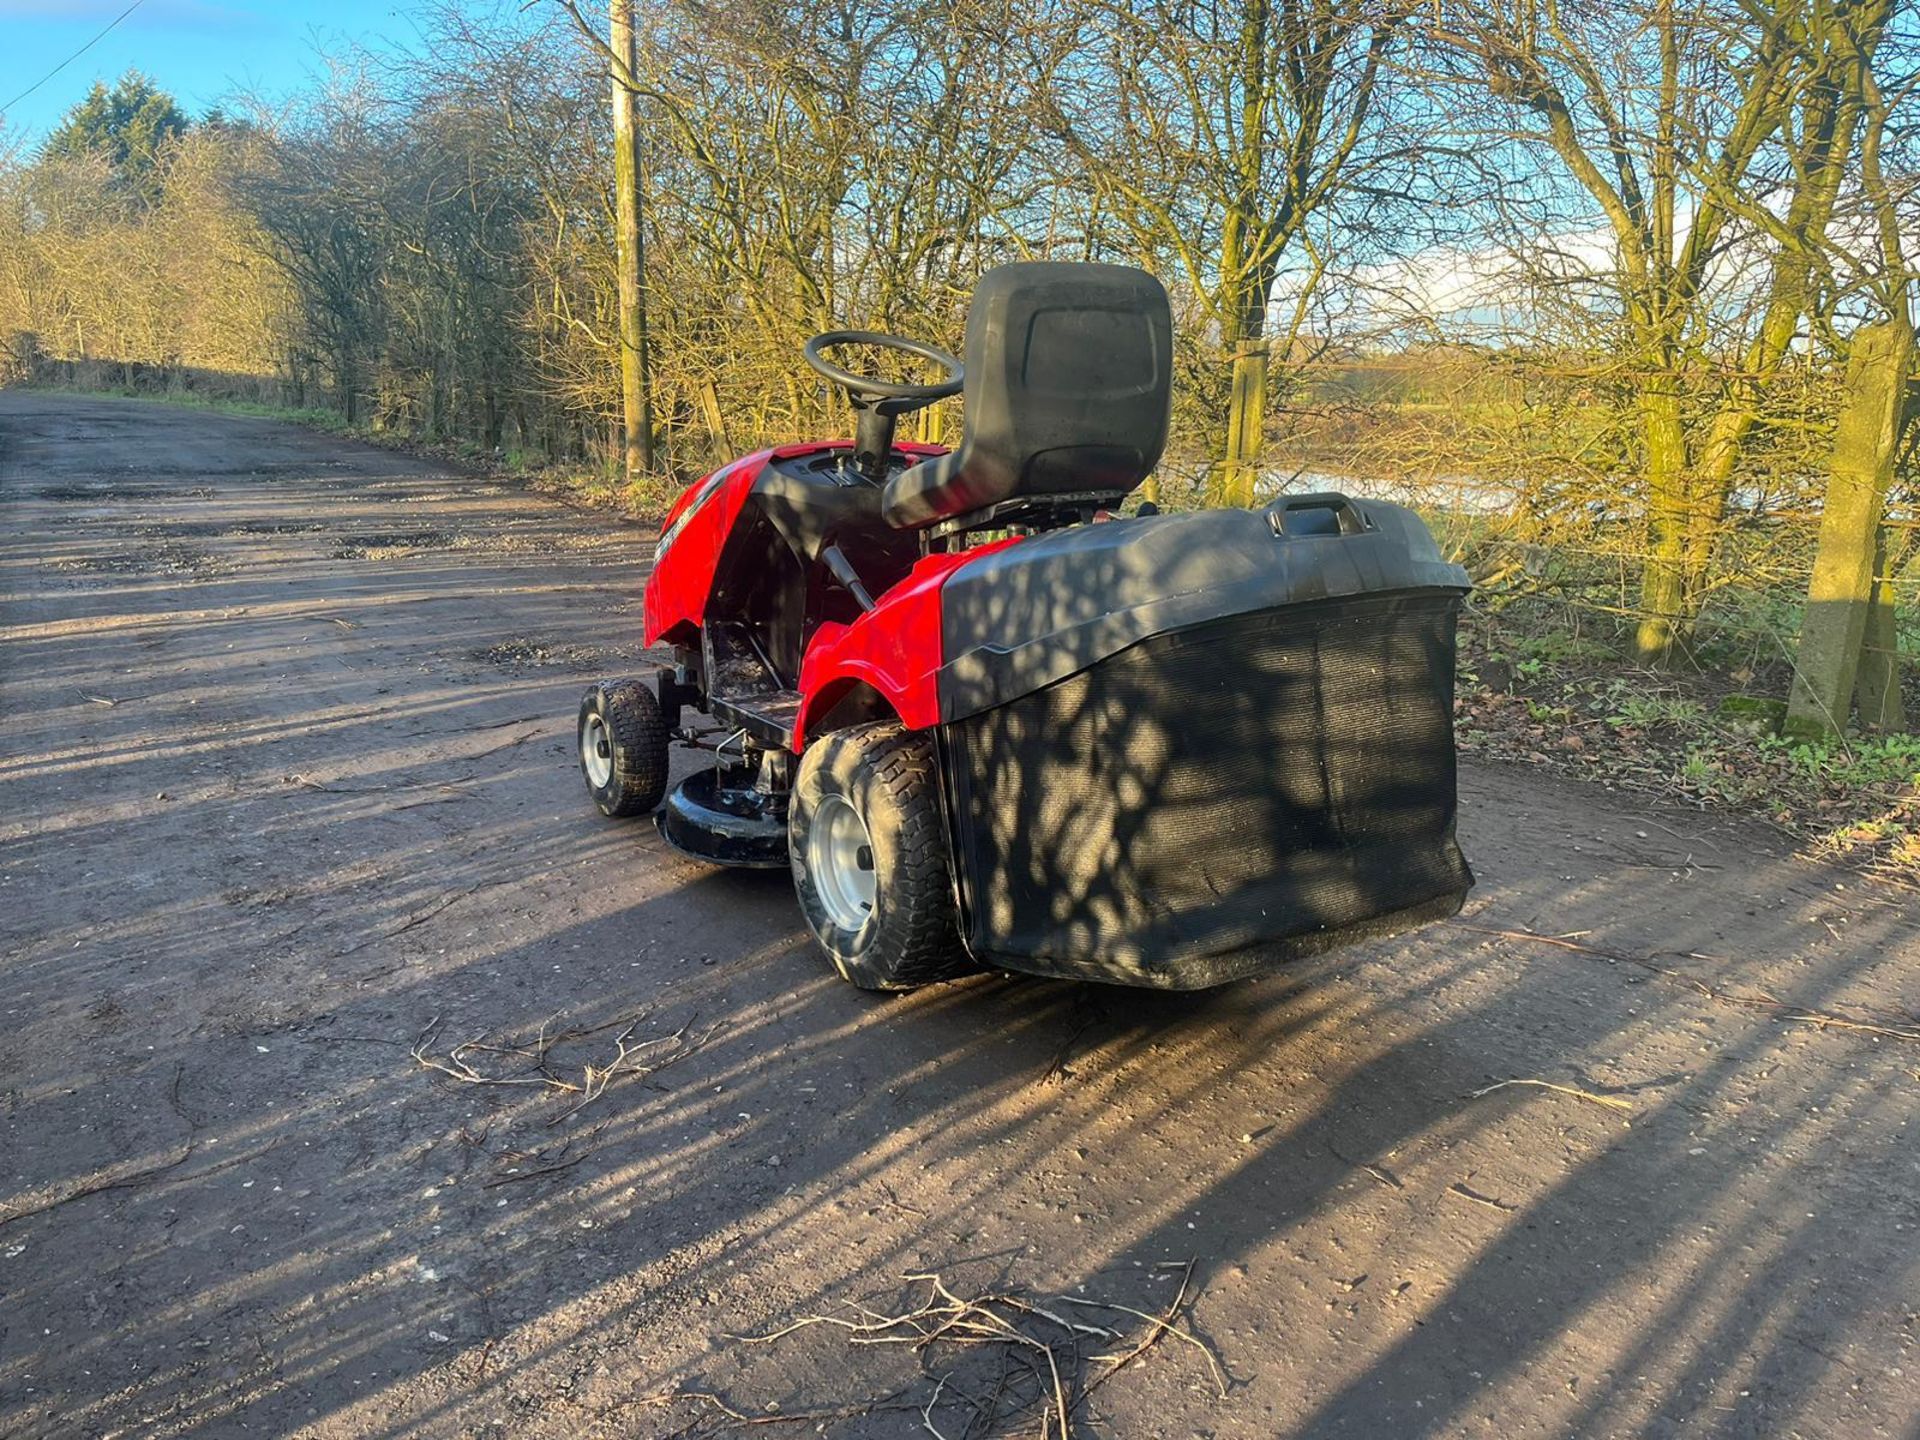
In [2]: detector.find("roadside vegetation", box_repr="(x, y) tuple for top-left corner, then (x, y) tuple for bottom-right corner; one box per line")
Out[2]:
(1, 1), (1915, 874)
(1457, 609), (1920, 882)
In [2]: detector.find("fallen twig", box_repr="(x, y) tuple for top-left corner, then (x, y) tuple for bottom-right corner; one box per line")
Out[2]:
(330, 882), (495, 958)
(470, 728), (549, 756)
(470, 712), (550, 730)
(398, 713), (550, 739)
(1064, 1259), (1229, 1403)
(484, 1120), (611, 1187)
(409, 1011), (719, 1120)
(389, 793), (475, 812)
(288, 772), (477, 794)
(728, 1264), (1226, 1437)
(921, 1375), (951, 1439)
(388, 883), (487, 936)
(1038, 1002), (1105, 1087)
(387, 889), (479, 938)
(1325, 1139), (1404, 1190)
(0, 1063), (194, 1230)
(875, 1181), (928, 1218)
(1467, 1077), (1634, 1123)
(549, 1018), (717, 1123)
(1448, 1181), (1518, 1213)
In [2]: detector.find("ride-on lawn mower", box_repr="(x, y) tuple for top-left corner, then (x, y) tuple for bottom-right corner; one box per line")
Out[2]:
(578, 262), (1473, 991)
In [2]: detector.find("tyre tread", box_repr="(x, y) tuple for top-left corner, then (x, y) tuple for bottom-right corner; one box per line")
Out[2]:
(795, 722), (974, 990)
(583, 679), (670, 817)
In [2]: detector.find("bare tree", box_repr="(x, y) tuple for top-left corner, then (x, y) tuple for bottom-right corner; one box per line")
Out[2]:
(1424, 0), (1905, 664)
(1051, 0), (1414, 505)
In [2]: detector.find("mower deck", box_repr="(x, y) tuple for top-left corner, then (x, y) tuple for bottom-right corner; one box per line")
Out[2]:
(655, 766), (789, 868)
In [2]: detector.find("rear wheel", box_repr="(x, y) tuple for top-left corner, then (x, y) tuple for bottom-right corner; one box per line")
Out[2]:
(790, 721), (974, 990)
(578, 679), (670, 817)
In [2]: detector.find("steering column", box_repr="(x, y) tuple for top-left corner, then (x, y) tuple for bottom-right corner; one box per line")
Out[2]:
(802, 330), (964, 481)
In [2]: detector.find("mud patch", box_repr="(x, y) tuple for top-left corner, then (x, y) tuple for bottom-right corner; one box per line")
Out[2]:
(446, 530), (640, 560)
(471, 637), (645, 670)
(51, 542), (227, 577)
(125, 520), (328, 539)
(29, 484), (206, 502)
(331, 530), (456, 560)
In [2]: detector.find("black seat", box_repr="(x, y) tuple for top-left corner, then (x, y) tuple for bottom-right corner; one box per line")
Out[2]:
(881, 262), (1174, 530)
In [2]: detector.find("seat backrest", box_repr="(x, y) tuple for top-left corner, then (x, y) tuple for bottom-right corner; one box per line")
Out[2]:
(881, 262), (1173, 530)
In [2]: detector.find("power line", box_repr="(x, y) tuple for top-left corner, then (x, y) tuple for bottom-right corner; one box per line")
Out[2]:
(0, 0), (148, 121)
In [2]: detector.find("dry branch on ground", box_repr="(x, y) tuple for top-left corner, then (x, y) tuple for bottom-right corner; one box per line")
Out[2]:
(633, 1264), (1230, 1438)
(409, 1011), (720, 1122)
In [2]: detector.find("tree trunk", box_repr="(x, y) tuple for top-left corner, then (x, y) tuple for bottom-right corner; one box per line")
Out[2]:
(1785, 320), (1914, 738)
(610, 0), (655, 478)
(1679, 280), (1813, 614)
(1852, 525), (1907, 731)
(1214, 338), (1268, 509)
(697, 379), (731, 463)
(1680, 62), (1855, 622)
(339, 348), (359, 425)
(1634, 383), (1690, 663)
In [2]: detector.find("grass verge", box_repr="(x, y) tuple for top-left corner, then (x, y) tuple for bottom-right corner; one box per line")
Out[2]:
(1458, 616), (1920, 886)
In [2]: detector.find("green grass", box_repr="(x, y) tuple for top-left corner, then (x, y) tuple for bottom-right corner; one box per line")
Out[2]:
(1459, 607), (1920, 879)
(1765, 731), (1920, 789)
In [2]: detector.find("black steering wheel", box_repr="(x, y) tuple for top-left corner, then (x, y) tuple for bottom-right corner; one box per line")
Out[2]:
(803, 330), (964, 411)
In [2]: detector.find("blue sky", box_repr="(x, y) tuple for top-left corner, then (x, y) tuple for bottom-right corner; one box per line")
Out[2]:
(0, 0), (427, 139)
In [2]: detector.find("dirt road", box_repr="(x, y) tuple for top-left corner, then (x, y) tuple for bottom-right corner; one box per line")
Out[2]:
(3, 391), (1918, 1439)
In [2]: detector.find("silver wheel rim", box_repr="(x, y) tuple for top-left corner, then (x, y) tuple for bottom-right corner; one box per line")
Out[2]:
(808, 794), (876, 932)
(581, 712), (613, 788)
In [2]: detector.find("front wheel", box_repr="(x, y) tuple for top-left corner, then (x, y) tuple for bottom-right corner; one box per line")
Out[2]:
(578, 679), (670, 817)
(790, 722), (975, 991)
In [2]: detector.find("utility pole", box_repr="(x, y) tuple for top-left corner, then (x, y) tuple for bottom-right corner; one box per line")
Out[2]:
(610, 0), (655, 476)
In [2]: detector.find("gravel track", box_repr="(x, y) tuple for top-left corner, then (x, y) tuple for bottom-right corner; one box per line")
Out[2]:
(3, 391), (1918, 1439)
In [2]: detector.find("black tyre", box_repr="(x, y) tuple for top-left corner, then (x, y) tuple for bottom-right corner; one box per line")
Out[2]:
(578, 679), (670, 818)
(790, 721), (975, 990)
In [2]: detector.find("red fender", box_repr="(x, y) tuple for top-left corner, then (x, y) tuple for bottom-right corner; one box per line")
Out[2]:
(643, 442), (951, 648)
(642, 451), (770, 648)
(794, 538), (1021, 749)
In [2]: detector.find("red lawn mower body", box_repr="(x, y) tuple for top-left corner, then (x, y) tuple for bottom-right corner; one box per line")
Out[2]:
(643, 442), (1022, 747)
(584, 261), (1474, 991)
